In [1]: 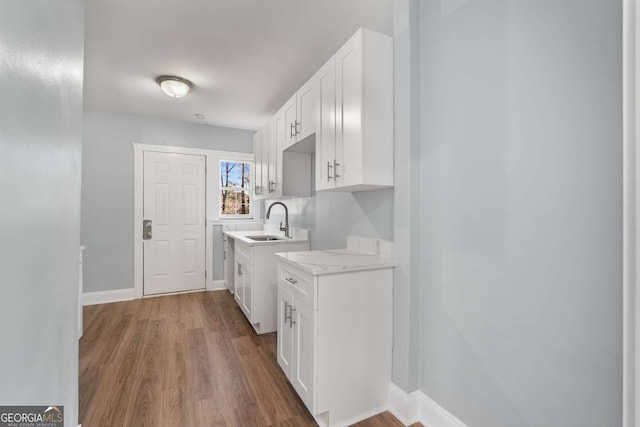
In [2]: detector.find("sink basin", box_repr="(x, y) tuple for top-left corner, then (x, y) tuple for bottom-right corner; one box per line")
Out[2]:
(245, 235), (285, 242)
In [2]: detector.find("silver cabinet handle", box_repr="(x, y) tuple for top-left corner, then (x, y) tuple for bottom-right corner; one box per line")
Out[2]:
(290, 123), (295, 138)
(327, 161), (333, 181)
(290, 307), (297, 328)
(285, 277), (298, 285)
(284, 301), (291, 324)
(295, 120), (301, 135)
(237, 263), (242, 276)
(334, 160), (340, 178)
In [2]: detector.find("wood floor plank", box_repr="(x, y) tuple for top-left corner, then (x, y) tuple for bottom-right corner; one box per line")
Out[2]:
(79, 290), (418, 427)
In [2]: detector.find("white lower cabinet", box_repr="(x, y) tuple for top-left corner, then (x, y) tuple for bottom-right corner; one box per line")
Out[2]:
(230, 239), (310, 334)
(223, 235), (235, 293)
(234, 252), (252, 320)
(276, 261), (393, 427)
(278, 281), (316, 410)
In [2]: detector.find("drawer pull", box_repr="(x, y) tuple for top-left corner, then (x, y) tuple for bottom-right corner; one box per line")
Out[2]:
(290, 307), (297, 328)
(285, 277), (298, 285)
(284, 302), (292, 323)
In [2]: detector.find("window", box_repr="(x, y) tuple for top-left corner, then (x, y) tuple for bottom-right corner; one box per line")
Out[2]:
(220, 160), (252, 218)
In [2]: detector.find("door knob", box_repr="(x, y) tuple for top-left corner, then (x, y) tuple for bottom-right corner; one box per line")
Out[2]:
(143, 219), (152, 239)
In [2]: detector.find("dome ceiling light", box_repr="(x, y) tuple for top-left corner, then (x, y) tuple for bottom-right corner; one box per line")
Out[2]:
(156, 76), (192, 98)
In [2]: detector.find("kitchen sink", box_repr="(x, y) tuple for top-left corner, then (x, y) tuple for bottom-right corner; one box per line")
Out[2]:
(245, 235), (285, 242)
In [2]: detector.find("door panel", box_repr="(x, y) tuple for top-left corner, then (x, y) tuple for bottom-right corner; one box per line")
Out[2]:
(155, 183), (170, 225)
(275, 106), (287, 197)
(277, 284), (294, 377)
(268, 119), (278, 195)
(297, 79), (317, 141)
(336, 31), (362, 188)
(182, 184), (197, 224)
(284, 95), (297, 149)
(261, 126), (270, 197)
(143, 151), (206, 295)
(234, 260), (243, 305)
(242, 260), (252, 320)
(293, 300), (316, 412)
(253, 132), (263, 196)
(315, 58), (336, 191)
(182, 239), (197, 273)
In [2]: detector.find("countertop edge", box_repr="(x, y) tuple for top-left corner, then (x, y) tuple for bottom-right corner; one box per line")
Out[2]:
(274, 252), (396, 276)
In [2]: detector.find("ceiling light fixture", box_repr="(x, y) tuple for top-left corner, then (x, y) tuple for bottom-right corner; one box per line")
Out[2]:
(156, 76), (192, 98)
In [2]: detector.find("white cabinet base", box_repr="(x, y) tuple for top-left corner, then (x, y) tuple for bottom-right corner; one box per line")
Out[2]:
(277, 263), (393, 426)
(230, 239), (310, 334)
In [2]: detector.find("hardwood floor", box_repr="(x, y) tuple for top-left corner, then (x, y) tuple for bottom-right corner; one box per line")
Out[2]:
(80, 290), (422, 427)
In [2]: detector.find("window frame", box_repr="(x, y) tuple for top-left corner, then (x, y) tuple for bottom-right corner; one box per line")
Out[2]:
(218, 158), (254, 219)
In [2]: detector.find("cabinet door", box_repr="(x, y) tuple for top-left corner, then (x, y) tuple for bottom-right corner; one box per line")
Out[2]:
(274, 105), (287, 198)
(241, 260), (252, 321)
(261, 125), (271, 197)
(234, 260), (243, 305)
(315, 57), (336, 192)
(335, 29), (363, 189)
(283, 94), (297, 149)
(223, 237), (229, 291)
(253, 132), (263, 197)
(297, 77), (316, 141)
(292, 300), (316, 412)
(267, 118), (279, 196)
(277, 284), (294, 377)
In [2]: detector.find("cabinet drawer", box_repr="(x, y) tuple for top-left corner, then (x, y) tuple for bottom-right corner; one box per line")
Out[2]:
(235, 242), (252, 264)
(280, 265), (316, 309)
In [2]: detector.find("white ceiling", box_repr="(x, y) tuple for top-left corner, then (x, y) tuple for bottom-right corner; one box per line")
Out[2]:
(84, 0), (394, 131)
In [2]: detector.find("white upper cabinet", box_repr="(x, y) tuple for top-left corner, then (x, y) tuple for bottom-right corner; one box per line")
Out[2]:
(274, 93), (313, 199)
(315, 57), (337, 192)
(296, 77), (317, 142)
(282, 77), (317, 151)
(283, 94), (298, 150)
(273, 104), (288, 198)
(267, 119), (277, 195)
(254, 122), (274, 200)
(253, 131), (263, 197)
(316, 28), (393, 192)
(255, 27), (392, 197)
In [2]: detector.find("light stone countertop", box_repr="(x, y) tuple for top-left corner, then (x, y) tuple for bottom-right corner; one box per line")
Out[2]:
(274, 249), (396, 276)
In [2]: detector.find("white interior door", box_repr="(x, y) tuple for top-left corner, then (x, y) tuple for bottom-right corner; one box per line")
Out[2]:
(143, 151), (206, 296)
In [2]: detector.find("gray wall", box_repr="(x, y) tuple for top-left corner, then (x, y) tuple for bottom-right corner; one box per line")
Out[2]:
(418, 1), (621, 426)
(81, 109), (254, 292)
(0, 1), (84, 425)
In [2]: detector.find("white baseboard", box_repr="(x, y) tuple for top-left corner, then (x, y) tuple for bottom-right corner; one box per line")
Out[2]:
(388, 383), (468, 427)
(83, 288), (135, 306)
(207, 280), (226, 291)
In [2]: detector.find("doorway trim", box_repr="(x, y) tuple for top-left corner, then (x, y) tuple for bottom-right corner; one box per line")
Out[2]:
(133, 143), (253, 299)
(623, 0), (638, 425)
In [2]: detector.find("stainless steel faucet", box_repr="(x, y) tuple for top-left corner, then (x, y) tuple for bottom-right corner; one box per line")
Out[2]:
(266, 201), (290, 238)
